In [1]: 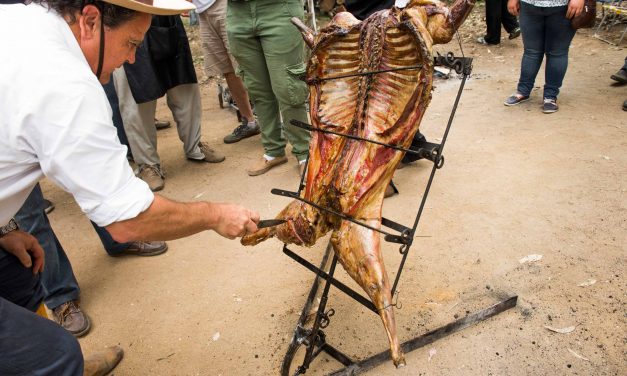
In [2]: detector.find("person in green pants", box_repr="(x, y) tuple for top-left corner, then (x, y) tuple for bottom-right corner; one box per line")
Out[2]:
(227, 0), (311, 176)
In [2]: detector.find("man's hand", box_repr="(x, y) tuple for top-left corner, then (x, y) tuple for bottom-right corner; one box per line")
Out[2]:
(566, 0), (585, 19)
(0, 230), (45, 274)
(508, 0), (521, 16)
(213, 204), (260, 239)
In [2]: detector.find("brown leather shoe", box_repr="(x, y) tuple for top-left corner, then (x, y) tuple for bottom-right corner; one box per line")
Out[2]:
(52, 300), (91, 338)
(247, 156), (288, 176)
(112, 241), (168, 257)
(137, 165), (165, 192)
(188, 141), (225, 163)
(83, 346), (124, 376)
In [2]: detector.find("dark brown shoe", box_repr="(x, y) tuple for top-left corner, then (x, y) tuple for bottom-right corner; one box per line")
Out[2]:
(113, 241), (168, 257)
(52, 300), (91, 338)
(155, 118), (171, 130)
(83, 346), (124, 376)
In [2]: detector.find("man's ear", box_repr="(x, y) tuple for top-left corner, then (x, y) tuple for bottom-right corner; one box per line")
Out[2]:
(78, 4), (101, 42)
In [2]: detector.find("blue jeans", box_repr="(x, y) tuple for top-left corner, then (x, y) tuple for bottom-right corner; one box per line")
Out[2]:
(91, 222), (132, 256)
(517, 3), (576, 99)
(0, 252), (82, 375)
(14, 184), (81, 310)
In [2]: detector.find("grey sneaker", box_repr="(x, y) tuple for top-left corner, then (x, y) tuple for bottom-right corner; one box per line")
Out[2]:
(542, 98), (558, 114)
(138, 164), (165, 192)
(223, 119), (261, 144)
(52, 300), (91, 338)
(504, 93), (530, 106)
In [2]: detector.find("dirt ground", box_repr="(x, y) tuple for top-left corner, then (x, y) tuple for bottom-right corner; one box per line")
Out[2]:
(39, 5), (625, 376)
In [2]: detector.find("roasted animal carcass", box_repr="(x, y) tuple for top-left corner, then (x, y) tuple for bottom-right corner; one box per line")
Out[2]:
(242, 0), (474, 367)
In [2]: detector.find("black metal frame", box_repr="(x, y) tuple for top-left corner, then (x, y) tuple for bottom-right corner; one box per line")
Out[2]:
(274, 53), (517, 376)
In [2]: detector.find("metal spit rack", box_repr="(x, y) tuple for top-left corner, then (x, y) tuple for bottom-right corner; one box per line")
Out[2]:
(272, 53), (518, 376)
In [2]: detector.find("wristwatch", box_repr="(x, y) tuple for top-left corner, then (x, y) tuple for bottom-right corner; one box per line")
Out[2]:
(0, 218), (18, 237)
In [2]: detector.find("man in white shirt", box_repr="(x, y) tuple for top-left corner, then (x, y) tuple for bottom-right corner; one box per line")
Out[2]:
(0, 0), (259, 374)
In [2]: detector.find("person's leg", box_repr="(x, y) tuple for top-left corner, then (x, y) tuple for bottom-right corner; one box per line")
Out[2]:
(516, 2), (545, 97)
(0, 251), (121, 375)
(165, 84), (203, 159)
(13, 185), (80, 310)
(13, 184), (90, 336)
(89, 222), (168, 257)
(255, 0), (311, 162)
(112, 67), (161, 167)
(205, 0), (255, 122)
(225, 72), (255, 121)
(484, 0), (502, 44)
(0, 244), (83, 375)
(0, 248), (44, 312)
(90, 222), (130, 255)
(542, 5), (576, 100)
(0, 297), (83, 376)
(609, 56), (627, 84)
(227, 0), (287, 159)
(501, 0), (519, 34)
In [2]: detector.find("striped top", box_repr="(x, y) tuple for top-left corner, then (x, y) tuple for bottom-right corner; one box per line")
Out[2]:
(522, 0), (569, 7)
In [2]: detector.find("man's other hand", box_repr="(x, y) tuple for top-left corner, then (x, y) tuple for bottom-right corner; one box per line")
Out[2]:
(0, 230), (45, 274)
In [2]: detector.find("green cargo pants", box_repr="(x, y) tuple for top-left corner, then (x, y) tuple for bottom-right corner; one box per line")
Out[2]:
(226, 0), (310, 161)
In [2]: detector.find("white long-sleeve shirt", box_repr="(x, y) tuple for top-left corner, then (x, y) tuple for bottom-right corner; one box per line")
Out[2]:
(0, 3), (154, 227)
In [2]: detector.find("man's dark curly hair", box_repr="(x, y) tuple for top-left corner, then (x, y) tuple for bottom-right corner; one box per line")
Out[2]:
(31, 0), (139, 28)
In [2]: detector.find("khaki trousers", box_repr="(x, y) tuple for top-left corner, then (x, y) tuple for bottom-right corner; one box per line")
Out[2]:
(112, 68), (204, 166)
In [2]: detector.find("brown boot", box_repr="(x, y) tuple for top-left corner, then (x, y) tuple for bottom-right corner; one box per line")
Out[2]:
(52, 300), (91, 337)
(247, 156), (288, 176)
(83, 346), (124, 376)
(188, 141), (225, 163)
(137, 164), (165, 192)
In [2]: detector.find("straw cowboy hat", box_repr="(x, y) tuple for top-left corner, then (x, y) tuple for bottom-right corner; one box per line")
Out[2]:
(103, 0), (195, 15)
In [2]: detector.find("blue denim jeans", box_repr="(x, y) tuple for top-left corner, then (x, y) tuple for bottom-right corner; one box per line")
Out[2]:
(91, 222), (131, 256)
(517, 2), (576, 99)
(0, 250), (83, 375)
(14, 184), (81, 310)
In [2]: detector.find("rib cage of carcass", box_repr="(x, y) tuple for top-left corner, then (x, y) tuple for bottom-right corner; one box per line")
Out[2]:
(242, 0), (474, 367)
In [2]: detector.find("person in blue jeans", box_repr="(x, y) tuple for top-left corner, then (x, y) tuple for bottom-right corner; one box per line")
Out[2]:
(504, 0), (583, 113)
(0, 222), (122, 375)
(15, 184), (168, 338)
